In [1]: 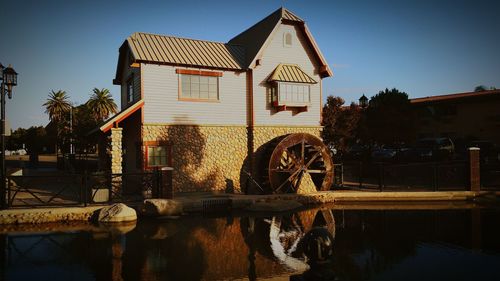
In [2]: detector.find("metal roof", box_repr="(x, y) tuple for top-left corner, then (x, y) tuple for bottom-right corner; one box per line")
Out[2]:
(127, 32), (245, 70)
(114, 7), (332, 84)
(410, 90), (500, 104)
(268, 64), (317, 84)
(282, 9), (304, 22)
(229, 7), (332, 77)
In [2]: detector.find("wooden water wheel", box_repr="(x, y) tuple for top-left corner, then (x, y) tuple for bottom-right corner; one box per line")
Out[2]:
(266, 133), (333, 193)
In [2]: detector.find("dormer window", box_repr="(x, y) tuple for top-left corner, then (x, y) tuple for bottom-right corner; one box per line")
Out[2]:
(284, 32), (292, 47)
(268, 64), (317, 111)
(273, 83), (310, 106)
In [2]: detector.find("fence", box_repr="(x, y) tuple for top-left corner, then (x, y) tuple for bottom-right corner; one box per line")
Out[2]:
(481, 163), (500, 190)
(340, 160), (470, 191)
(4, 168), (173, 209)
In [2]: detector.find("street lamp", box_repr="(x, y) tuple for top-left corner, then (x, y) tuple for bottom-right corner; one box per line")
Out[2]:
(0, 63), (18, 209)
(359, 94), (368, 109)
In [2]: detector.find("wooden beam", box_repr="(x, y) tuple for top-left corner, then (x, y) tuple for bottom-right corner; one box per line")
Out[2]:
(175, 69), (223, 77)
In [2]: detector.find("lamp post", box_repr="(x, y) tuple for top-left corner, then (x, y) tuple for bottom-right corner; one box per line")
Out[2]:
(0, 63), (18, 209)
(359, 94), (368, 109)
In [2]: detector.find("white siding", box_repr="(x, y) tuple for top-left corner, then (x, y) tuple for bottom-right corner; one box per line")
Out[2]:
(120, 52), (141, 110)
(142, 64), (247, 125)
(252, 24), (322, 126)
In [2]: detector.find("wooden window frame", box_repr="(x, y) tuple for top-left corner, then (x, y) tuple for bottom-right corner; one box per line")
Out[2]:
(176, 69), (222, 102)
(126, 74), (134, 104)
(143, 141), (172, 170)
(272, 82), (311, 107)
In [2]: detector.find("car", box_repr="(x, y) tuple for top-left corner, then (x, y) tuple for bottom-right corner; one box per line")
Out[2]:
(409, 138), (455, 161)
(344, 144), (370, 161)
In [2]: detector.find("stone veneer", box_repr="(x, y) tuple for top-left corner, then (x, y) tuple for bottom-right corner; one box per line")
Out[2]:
(110, 128), (123, 174)
(142, 124), (322, 193)
(142, 124), (248, 192)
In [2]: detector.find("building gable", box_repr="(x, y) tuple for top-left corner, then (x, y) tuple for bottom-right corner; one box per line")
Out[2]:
(229, 7), (332, 78)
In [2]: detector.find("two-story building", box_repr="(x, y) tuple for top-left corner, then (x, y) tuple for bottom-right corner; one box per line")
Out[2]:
(411, 89), (500, 147)
(98, 7), (332, 193)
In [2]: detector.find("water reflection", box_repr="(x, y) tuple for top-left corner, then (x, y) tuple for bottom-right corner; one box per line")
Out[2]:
(2, 207), (500, 281)
(241, 209), (336, 276)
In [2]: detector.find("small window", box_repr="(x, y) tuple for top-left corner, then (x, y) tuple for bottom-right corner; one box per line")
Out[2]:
(180, 74), (219, 101)
(147, 146), (168, 167)
(284, 32), (292, 47)
(127, 75), (134, 103)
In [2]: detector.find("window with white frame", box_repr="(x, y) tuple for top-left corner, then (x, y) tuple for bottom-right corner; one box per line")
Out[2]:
(147, 146), (168, 167)
(180, 74), (218, 101)
(273, 82), (310, 106)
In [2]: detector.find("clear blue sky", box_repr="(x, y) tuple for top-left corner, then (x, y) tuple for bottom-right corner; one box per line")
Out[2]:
(1, 0), (499, 129)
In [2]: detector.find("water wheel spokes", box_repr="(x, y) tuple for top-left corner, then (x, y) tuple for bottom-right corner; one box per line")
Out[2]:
(268, 133), (333, 194)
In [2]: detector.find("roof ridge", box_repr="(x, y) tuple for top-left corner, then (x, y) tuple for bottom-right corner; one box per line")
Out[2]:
(411, 89), (500, 100)
(131, 32), (244, 48)
(228, 7), (282, 43)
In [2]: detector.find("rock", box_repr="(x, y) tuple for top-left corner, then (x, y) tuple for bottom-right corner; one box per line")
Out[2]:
(141, 199), (183, 216)
(245, 200), (303, 212)
(98, 203), (137, 223)
(297, 172), (318, 194)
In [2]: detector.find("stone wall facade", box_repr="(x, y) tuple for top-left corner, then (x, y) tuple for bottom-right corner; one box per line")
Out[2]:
(110, 128), (123, 174)
(141, 124), (322, 193)
(142, 124), (248, 193)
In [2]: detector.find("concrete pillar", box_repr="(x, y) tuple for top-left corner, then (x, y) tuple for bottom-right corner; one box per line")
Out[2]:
(111, 128), (123, 196)
(469, 147), (480, 192)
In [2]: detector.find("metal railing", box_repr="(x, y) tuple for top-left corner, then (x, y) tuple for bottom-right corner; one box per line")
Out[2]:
(4, 168), (173, 209)
(339, 160), (470, 191)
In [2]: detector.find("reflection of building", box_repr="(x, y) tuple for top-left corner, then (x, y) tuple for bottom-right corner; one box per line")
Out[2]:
(95, 7), (332, 192)
(411, 90), (500, 144)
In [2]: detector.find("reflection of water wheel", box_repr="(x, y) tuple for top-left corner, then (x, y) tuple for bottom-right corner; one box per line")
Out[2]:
(241, 209), (336, 272)
(266, 133), (333, 193)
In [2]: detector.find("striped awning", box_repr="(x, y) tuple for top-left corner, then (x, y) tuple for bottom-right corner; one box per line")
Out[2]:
(268, 64), (317, 84)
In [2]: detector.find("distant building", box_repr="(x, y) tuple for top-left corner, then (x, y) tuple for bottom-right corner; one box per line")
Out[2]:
(410, 89), (500, 145)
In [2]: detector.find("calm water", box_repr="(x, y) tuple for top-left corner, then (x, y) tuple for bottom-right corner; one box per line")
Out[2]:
(1, 206), (500, 281)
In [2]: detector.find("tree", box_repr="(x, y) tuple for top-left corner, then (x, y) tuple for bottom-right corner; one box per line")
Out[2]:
(7, 127), (49, 154)
(43, 90), (71, 154)
(474, 85), (496, 91)
(364, 88), (415, 145)
(43, 90), (71, 123)
(86, 88), (118, 121)
(321, 96), (361, 155)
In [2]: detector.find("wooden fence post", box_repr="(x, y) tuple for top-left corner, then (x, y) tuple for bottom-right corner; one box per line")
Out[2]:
(469, 147), (480, 192)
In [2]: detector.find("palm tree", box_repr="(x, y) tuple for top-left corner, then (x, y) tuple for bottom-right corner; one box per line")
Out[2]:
(43, 90), (71, 123)
(43, 90), (71, 155)
(86, 88), (118, 121)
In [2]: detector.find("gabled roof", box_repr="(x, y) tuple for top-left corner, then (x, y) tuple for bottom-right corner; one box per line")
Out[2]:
(229, 7), (332, 77)
(410, 90), (500, 104)
(114, 7), (332, 84)
(127, 32), (245, 70)
(268, 63), (317, 84)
